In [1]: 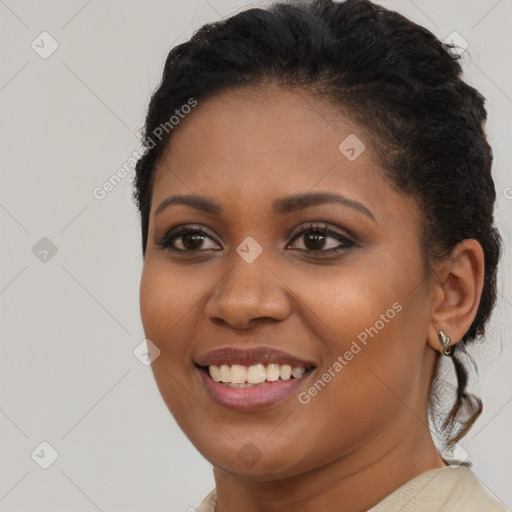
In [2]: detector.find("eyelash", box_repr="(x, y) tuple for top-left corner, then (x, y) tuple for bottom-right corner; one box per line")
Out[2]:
(156, 223), (356, 256)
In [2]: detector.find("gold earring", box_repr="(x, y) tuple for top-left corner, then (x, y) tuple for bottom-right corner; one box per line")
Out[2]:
(438, 330), (453, 356)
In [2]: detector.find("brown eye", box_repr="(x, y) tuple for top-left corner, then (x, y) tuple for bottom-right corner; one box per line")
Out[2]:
(302, 230), (329, 251)
(157, 226), (221, 252)
(288, 223), (355, 254)
(181, 232), (207, 251)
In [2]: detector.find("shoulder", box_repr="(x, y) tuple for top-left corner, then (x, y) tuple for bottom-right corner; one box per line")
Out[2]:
(368, 465), (510, 512)
(443, 466), (510, 512)
(195, 466), (510, 512)
(196, 488), (216, 512)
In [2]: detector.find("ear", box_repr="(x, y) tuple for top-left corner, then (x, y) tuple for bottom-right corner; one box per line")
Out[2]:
(427, 239), (485, 353)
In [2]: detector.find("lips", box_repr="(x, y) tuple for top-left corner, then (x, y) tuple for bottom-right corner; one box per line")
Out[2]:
(194, 346), (317, 410)
(194, 346), (317, 368)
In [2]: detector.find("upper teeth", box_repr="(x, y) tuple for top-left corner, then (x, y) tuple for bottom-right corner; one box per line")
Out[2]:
(208, 363), (306, 384)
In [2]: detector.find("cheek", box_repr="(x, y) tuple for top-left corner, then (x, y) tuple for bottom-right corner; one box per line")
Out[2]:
(277, 255), (428, 424)
(284, 306), (421, 473)
(139, 261), (207, 421)
(139, 261), (203, 348)
(139, 261), (208, 417)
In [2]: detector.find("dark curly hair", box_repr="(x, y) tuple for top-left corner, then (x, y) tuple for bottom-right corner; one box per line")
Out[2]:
(133, 0), (502, 452)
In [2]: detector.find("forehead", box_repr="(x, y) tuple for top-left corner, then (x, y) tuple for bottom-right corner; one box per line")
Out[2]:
(150, 85), (414, 224)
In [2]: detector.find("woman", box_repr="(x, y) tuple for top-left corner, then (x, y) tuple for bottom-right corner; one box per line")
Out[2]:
(133, 0), (508, 510)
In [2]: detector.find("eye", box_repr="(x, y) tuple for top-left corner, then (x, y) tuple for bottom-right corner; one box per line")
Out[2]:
(287, 223), (355, 255)
(156, 225), (221, 252)
(156, 222), (355, 255)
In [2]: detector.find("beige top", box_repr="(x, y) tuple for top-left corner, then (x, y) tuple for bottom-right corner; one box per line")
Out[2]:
(196, 464), (510, 511)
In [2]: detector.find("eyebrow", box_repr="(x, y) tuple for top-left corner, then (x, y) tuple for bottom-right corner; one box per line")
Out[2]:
(154, 192), (375, 220)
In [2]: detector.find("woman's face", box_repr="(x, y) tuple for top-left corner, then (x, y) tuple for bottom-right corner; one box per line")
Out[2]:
(139, 86), (439, 478)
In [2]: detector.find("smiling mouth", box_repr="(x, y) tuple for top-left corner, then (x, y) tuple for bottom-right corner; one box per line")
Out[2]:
(196, 363), (316, 387)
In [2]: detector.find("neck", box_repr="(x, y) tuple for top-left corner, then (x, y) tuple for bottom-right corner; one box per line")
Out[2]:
(212, 423), (446, 512)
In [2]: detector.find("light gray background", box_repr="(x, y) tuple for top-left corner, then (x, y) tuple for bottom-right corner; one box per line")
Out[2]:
(0, 0), (511, 510)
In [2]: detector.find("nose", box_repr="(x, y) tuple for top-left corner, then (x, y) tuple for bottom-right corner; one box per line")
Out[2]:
(205, 253), (292, 329)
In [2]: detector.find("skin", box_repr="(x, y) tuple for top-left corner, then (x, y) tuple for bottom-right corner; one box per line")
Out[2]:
(139, 85), (485, 512)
